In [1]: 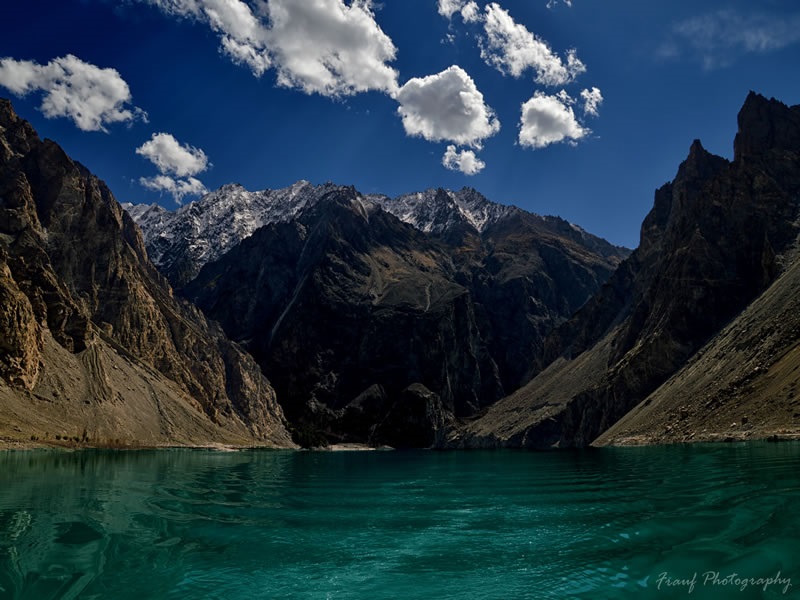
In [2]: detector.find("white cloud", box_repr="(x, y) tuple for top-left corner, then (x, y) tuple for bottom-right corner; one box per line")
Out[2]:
(396, 65), (500, 148)
(219, 35), (272, 75)
(0, 54), (146, 132)
(442, 145), (485, 175)
(438, 0), (463, 19)
(580, 87), (603, 117)
(460, 2), (481, 23)
(546, 0), (572, 8)
(144, 0), (398, 96)
(481, 3), (585, 86)
(264, 0), (398, 96)
(666, 10), (800, 69)
(136, 132), (209, 204)
(136, 132), (209, 177)
(438, 0), (480, 23)
(519, 90), (587, 149)
(139, 175), (207, 205)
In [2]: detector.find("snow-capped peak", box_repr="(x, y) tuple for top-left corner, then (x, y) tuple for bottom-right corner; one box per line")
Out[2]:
(370, 187), (517, 234)
(124, 180), (348, 284)
(124, 180), (522, 286)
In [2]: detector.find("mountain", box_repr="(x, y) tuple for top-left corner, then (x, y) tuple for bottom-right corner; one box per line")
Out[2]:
(154, 183), (629, 446)
(121, 180), (337, 287)
(0, 99), (294, 448)
(454, 92), (800, 448)
(368, 187), (517, 235)
(126, 181), (628, 291)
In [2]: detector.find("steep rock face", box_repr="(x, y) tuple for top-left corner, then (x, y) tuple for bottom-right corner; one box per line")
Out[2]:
(0, 247), (41, 389)
(184, 184), (627, 446)
(595, 250), (800, 446)
(456, 92), (800, 448)
(0, 99), (293, 447)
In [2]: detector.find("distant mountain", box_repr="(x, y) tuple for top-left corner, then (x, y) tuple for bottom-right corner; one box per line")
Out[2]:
(122, 180), (337, 287)
(455, 92), (800, 448)
(141, 182), (630, 446)
(125, 181), (628, 291)
(368, 187), (517, 235)
(0, 99), (293, 448)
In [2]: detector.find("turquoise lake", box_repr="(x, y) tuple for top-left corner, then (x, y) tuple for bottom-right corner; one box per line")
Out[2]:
(0, 443), (798, 599)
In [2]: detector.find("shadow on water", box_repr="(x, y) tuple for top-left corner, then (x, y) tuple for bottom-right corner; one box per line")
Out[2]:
(0, 443), (798, 599)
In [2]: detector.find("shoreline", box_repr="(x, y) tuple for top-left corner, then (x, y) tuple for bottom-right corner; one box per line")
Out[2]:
(3, 432), (800, 452)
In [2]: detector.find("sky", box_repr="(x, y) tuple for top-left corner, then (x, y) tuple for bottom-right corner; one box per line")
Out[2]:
(1, 1), (799, 248)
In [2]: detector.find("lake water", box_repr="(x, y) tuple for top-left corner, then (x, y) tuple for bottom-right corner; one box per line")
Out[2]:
(0, 443), (798, 599)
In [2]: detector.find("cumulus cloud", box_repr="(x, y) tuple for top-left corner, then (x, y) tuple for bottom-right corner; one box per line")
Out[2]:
(438, 0), (479, 23)
(442, 145), (485, 175)
(264, 0), (398, 96)
(136, 132), (210, 204)
(396, 65), (500, 148)
(664, 10), (800, 69)
(0, 54), (146, 132)
(580, 87), (603, 117)
(460, 2), (481, 23)
(139, 175), (207, 204)
(143, 0), (398, 96)
(136, 132), (209, 177)
(519, 90), (587, 149)
(481, 3), (585, 86)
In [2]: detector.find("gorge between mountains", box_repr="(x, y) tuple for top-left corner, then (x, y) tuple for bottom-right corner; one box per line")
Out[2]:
(2, 91), (800, 450)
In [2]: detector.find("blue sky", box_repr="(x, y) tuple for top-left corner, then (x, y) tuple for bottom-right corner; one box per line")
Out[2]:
(1, 0), (799, 248)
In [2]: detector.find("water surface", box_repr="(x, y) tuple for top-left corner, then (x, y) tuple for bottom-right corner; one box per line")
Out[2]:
(1, 443), (798, 599)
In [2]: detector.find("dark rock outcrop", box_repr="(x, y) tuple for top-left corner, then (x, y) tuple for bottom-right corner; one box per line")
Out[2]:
(457, 92), (800, 448)
(0, 98), (293, 447)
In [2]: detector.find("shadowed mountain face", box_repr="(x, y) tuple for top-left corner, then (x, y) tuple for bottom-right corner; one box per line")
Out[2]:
(456, 92), (800, 448)
(179, 185), (628, 446)
(0, 99), (293, 448)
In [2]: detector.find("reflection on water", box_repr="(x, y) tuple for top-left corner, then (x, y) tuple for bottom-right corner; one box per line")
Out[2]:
(0, 444), (798, 599)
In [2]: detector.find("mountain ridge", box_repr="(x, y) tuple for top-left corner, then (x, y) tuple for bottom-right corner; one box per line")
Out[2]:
(124, 180), (628, 289)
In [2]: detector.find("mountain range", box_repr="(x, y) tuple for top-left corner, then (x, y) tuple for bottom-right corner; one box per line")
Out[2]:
(126, 176), (627, 446)
(1, 91), (799, 449)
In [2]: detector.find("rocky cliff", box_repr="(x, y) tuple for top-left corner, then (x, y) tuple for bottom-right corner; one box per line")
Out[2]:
(455, 92), (800, 448)
(181, 185), (627, 446)
(0, 99), (294, 448)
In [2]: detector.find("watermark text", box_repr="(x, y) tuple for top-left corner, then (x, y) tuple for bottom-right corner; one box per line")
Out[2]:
(656, 571), (792, 595)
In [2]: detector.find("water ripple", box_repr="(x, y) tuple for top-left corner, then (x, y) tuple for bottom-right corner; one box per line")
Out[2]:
(0, 443), (798, 599)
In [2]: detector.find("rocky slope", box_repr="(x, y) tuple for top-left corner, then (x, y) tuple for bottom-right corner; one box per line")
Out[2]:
(454, 92), (800, 448)
(180, 184), (627, 446)
(0, 99), (294, 448)
(595, 248), (800, 446)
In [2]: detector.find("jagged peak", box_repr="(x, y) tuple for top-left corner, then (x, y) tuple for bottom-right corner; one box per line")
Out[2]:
(676, 138), (728, 184)
(216, 182), (246, 193)
(0, 98), (40, 157)
(734, 91), (800, 161)
(0, 97), (18, 124)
